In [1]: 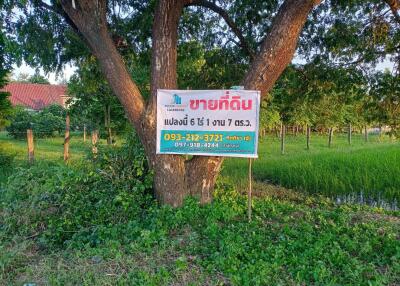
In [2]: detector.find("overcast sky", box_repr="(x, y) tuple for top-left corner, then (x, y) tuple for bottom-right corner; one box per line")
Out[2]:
(12, 57), (396, 85)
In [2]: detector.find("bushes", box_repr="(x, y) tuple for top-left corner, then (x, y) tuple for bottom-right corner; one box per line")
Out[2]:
(0, 144), (15, 183)
(6, 105), (66, 139)
(0, 135), (154, 248)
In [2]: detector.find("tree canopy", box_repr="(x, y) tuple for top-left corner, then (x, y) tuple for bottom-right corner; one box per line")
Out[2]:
(1, 0), (399, 205)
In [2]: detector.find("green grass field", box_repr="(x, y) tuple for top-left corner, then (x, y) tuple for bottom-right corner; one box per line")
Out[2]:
(1, 131), (400, 205)
(1, 131), (399, 285)
(223, 133), (400, 205)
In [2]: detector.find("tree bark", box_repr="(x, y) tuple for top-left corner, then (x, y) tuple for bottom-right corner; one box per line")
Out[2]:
(364, 125), (369, 142)
(60, 0), (320, 206)
(306, 124), (310, 150)
(242, 0), (321, 94)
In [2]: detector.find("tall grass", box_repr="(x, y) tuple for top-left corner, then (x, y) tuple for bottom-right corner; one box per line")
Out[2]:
(223, 132), (400, 204)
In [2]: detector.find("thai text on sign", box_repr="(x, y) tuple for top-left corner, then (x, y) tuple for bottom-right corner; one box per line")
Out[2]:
(156, 89), (260, 158)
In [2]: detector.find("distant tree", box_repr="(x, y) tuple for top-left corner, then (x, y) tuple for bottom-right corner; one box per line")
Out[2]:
(371, 71), (400, 137)
(7, 105), (66, 139)
(28, 71), (50, 84)
(0, 31), (13, 129)
(13, 71), (50, 84)
(68, 58), (128, 143)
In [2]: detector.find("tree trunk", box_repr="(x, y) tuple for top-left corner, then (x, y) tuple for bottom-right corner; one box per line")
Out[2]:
(328, 127), (334, 148)
(60, 0), (320, 206)
(364, 125), (368, 142)
(348, 123), (352, 145)
(281, 124), (286, 155)
(306, 124), (310, 150)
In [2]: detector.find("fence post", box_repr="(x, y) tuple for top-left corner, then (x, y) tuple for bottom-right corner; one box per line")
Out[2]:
(281, 124), (286, 155)
(27, 129), (34, 164)
(92, 130), (98, 157)
(64, 114), (70, 161)
(83, 124), (86, 143)
(328, 127), (334, 147)
(348, 123), (352, 145)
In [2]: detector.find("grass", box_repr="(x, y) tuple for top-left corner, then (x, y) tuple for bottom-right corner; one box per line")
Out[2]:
(0, 131), (91, 162)
(1, 170), (400, 285)
(0, 132), (399, 285)
(223, 132), (400, 205)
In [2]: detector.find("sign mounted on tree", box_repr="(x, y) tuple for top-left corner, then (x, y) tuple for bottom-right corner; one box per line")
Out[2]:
(156, 89), (260, 158)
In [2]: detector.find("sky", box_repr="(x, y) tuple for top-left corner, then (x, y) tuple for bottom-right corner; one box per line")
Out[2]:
(12, 56), (396, 85)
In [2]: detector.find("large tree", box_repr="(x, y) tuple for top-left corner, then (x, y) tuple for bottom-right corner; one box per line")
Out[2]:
(70, 0), (320, 206)
(4, 0), (322, 206)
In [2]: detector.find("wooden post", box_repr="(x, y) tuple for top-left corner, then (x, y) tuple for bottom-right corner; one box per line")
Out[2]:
(306, 124), (310, 150)
(64, 114), (70, 161)
(348, 123), (352, 145)
(83, 124), (87, 143)
(281, 124), (286, 155)
(328, 127), (333, 148)
(27, 129), (34, 164)
(92, 130), (98, 157)
(248, 158), (252, 222)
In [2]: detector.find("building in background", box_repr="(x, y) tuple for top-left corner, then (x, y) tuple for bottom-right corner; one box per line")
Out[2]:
(0, 82), (69, 111)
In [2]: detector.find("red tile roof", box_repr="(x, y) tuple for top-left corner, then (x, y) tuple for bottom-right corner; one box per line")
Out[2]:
(1, 82), (68, 110)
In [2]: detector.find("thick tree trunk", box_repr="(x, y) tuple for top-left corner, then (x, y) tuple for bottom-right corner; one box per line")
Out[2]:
(60, 0), (320, 206)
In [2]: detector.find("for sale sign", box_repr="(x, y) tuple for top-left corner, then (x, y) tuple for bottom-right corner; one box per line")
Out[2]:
(156, 89), (260, 158)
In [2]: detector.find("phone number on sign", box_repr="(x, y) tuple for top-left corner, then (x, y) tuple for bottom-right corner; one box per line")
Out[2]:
(174, 142), (219, 148)
(164, 133), (223, 142)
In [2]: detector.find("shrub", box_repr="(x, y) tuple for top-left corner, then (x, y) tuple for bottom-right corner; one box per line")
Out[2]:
(0, 135), (154, 248)
(6, 105), (66, 139)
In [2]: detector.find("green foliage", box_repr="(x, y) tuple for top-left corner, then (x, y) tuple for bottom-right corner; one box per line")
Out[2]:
(370, 71), (400, 136)
(0, 144), (15, 183)
(6, 105), (66, 139)
(1, 134), (153, 248)
(26, 71), (50, 84)
(68, 57), (128, 134)
(0, 90), (12, 129)
(1, 166), (399, 285)
(0, 31), (13, 129)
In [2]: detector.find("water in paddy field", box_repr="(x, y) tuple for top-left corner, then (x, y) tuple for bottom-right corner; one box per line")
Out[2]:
(335, 192), (399, 211)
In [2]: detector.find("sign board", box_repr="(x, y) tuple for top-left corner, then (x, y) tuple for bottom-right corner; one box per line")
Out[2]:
(156, 89), (260, 158)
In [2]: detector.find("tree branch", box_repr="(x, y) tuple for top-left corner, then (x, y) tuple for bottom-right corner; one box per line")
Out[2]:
(383, 0), (400, 25)
(184, 0), (255, 60)
(243, 0), (321, 96)
(59, 0), (145, 136)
